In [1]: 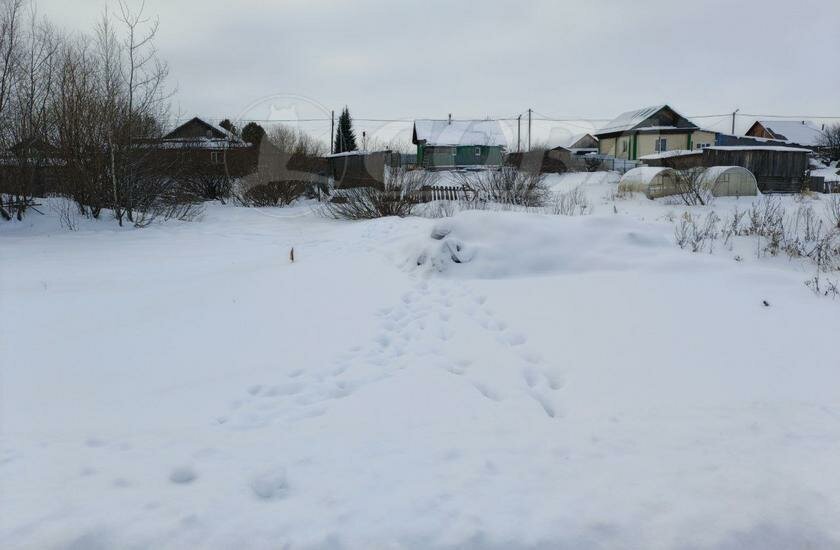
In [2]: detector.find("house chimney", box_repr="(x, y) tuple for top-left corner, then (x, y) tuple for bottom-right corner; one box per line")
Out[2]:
(448, 113), (452, 125)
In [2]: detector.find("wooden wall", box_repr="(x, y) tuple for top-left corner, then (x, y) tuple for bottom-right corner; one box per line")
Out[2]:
(702, 148), (809, 193)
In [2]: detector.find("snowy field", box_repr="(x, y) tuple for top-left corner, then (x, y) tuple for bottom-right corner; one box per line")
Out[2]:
(2, 174), (840, 549)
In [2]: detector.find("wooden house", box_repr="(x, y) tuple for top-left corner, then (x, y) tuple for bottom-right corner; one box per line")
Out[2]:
(595, 105), (716, 161)
(152, 117), (254, 178)
(745, 120), (824, 149)
(412, 119), (506, 169)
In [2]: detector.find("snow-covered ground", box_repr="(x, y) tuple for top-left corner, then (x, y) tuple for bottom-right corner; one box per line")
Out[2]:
(2, 177), (840, 549)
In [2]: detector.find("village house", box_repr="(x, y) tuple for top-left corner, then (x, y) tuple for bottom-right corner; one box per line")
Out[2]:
(412, 118), (506, 169)
(595, 105), (716, 161)
(154, 117), (254, 178)
(745, 120), (825, 150)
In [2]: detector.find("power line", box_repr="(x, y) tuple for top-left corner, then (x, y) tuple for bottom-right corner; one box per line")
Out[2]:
(169, 111), (840, 125)
(738, 113), (840, 120)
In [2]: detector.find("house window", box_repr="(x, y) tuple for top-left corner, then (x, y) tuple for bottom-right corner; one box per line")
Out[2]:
(655, 138), (667, 152)
(695, 143), (711, 149)
(210, 151), (222, 164)
(475, 147), (481, 157)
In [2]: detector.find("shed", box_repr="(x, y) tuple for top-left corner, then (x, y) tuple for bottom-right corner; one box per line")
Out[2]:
(618, 166), (678, 199)
(698, 166), (758, 197)
(703, 146), (811, 193)
(326, 150), (388, 189)
(639, 149), (705, 170)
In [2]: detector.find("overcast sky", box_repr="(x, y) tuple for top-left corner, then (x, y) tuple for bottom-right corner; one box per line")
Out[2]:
(37, 0), (840, 147)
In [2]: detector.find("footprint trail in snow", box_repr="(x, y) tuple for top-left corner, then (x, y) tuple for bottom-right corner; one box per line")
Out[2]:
(218, 278), (566, 430)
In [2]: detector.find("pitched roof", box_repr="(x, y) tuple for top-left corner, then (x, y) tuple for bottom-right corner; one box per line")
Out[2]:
(596, 105), (698, 135)
(562, 133), (598, 149)
(413, 119), (507, 147)
(753, 120), (824, 147)
(163, 117), (244, 143)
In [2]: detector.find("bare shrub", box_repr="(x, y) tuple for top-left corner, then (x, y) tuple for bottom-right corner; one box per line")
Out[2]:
(420, 200), (456, 219)
(454, 166), (549, 207)
(675, 211), (720, 253)
(721, 207), (747, 248)
(584, 156), (603, 172)
(806, 275), (839, 298)
(674, 168), (713, 206)
(826, 194), (840, 230)
(49, 195), (79, 230)
(129, 181), (204, 227)
(747, 197), (785, 237)
(180, 172), (234, 203)
(242, 180), (307, 207)
(605, 186), (632, 202)
(791, 204), (820, 242)
(322, 168), (433, 220)
(551, 187), (590, 216)
(804, 229), (840, 298)
(818, 123), (840, 161)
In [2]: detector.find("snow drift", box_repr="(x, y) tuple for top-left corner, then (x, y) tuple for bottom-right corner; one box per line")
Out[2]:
(414, 210), (671, 278)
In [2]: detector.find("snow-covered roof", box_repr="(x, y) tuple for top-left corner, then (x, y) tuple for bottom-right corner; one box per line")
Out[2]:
(326, 150), (394, 158)
(326, 150), (368, 158)
(152, 138), (250, 150)
(557, 133), (598, 148)
(638, 149), (702, 160)
(413, 119), (507, 147)
(597, 105), (700, 136)
(754, 120), (824, 147)
(163, 117), (246, 144)
(708, 145), (812, 153)
(597, 105), (663, 134)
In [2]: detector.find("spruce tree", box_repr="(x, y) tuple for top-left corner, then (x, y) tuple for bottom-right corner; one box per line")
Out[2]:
(333, 107), (358, 153)
(241, 122), (266, 146)
(219, 118), (238, 136)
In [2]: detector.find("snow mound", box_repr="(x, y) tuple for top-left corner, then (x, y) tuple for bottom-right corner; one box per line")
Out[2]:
(414, 211), (671, 278)
(250, 467), (288, 500)
(169, 466), (197, 484)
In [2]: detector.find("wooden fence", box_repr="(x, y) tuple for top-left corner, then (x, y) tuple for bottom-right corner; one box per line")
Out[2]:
(411, 186), (475, 202)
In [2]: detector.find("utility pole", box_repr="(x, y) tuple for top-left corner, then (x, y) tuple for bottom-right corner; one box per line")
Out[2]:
(731, 108), (739, 135)
(330, 110), (336, 154)
(527, 109), (533, 152)
(517, 114), (522, 153)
